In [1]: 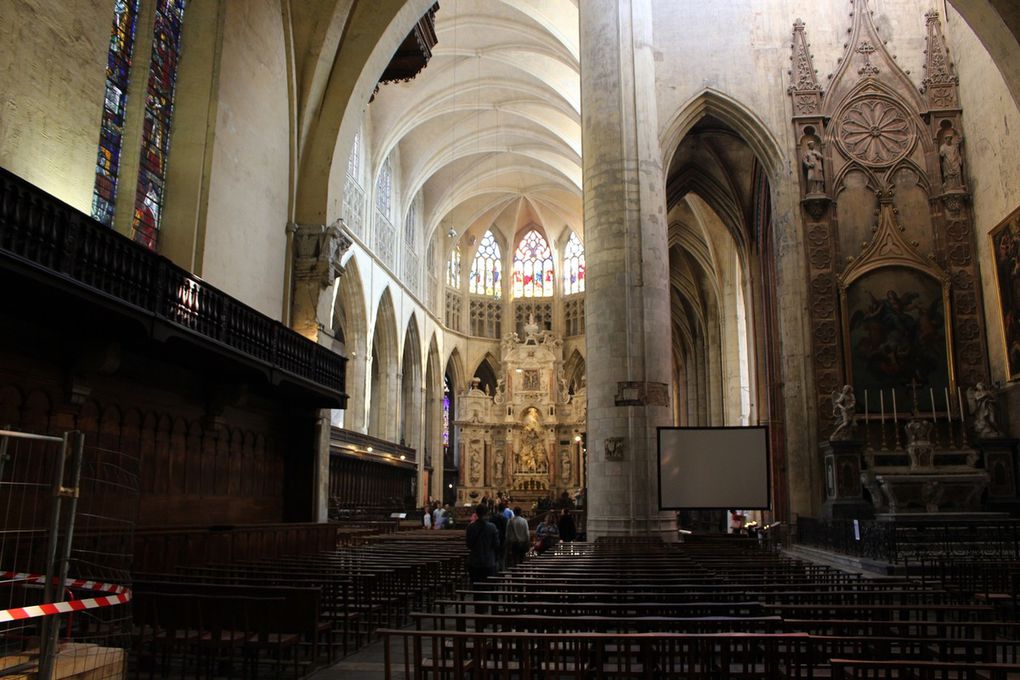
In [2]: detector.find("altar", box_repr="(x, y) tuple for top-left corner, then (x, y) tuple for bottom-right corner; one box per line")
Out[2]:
(454, 320), (585, 506)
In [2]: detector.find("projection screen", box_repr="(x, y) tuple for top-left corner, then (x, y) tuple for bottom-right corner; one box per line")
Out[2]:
(657, 426), (771, 510)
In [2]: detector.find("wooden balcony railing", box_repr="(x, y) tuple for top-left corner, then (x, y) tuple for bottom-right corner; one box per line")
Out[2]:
(0, 166), (347, 406)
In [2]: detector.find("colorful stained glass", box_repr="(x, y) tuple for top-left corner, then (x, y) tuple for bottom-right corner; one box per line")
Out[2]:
(468, 230), (502, 298)
(563, 231), (585, 295)
(132, 0), (186, 249)
(442, 376), (451, 447)
(92, 0), (140, 227)
(512, 229), (554, 298)
(448, 244), (461, 289)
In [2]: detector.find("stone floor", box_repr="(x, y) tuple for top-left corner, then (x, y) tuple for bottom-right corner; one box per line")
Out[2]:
(307, 631), (409, 680)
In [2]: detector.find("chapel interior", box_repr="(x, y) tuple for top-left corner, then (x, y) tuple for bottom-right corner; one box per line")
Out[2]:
(4, 0), (1020, 677)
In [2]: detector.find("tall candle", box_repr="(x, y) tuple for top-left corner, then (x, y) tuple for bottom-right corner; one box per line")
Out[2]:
(880, 390), (885, 423)
(930, 388), (937, 422)
(892, 389), (898, 423)
(958, 386), (965, 422)
(864, 390), (869, 418)
(945, 388), (951, 420)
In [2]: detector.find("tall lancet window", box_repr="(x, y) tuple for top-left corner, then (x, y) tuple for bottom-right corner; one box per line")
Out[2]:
(132, 0), (187, 250)
(469, 230), (502, 298)
(447, 244), (462, 289)
(376, 156), (393, 219)
(563, 231), (585, 295)
(512, 229), (553, 298)
(92, 0), (141, 227)
(347, 130), (361, 180)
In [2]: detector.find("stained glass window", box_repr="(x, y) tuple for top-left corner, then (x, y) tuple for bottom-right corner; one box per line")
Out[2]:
(563, 231), (585, 295)
(376, 156), (392, 219)
(469, 230), (502, 298)
(347, 130), (361, 180)
(132, 0), (187, 249)
(447, 244), (461, 289)
(442, 375), (451, 447)
(512, 229), (554, 298)
(92, 0), (141, 227)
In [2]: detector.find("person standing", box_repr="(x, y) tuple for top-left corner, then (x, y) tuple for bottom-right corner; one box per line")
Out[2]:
(558, 508), (577, 542)
(491, 503), (509, 571)
(506, 507), (530, 567)
(465, 504), (500, 613)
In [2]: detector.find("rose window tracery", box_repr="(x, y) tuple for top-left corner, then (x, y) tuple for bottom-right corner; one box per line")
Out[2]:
(836, 98), (915, 166)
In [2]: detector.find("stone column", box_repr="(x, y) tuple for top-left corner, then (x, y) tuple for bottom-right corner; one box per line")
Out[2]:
(581, 0), (676, 539)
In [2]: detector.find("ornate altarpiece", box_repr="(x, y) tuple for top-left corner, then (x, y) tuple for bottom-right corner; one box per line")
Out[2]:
(790, 2), (988, 438)
(453, 321), (586, 506)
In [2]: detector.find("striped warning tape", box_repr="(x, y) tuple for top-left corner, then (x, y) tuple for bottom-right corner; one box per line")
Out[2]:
(0, 570), (132, 623)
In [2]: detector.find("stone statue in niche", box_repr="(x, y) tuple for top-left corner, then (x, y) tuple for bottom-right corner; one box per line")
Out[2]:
(470, 448), (482, 484)
(967, 382), (1002, 439)
(560, 450), (572, 483)
(802, 140), (825, 194)
(939, 129), (964, 188)
(493, 449), (504, 482)
(829, 384), (858, 441)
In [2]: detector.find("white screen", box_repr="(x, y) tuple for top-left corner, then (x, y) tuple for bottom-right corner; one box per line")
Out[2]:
(658, 427), (770, 510)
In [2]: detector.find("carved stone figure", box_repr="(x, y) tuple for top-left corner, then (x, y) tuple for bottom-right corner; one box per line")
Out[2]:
(905, 418), (935, 469)
(493, 376), (506, 405)
(939, 131), (963, 188)
(523, 313), (540, 344)
(802, 141), (825, 194)
(493, 449), (504, 482)
(829, 384), (857, 441)
(967, 382), (1002, 439)
(557, 366), (570, 403)
(469, 443), (483, 483)
(560, 451), (572, 483)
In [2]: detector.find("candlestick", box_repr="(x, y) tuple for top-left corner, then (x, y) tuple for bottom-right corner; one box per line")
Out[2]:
(945, 387), (956, 448)
(864, 390), (871, 451)
(930, 387), (938, 448)
(958, 386), (967, 447)
(892, 389), (902, 450)
(879, 390), (887, 450)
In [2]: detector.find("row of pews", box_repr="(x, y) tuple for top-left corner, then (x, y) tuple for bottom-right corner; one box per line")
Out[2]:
(130, 528), (467, 679)
(380, 535), (1020, 679)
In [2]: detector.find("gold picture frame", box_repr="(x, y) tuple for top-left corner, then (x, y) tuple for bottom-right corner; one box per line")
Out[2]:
(988, 205), (1020, 381)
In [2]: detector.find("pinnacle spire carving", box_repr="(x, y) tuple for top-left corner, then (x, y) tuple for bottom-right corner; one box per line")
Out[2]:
(789, 19), (823, 115)
(921, 9), (959, 109)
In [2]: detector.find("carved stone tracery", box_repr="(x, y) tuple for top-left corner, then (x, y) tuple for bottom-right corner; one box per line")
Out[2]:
(790, 1), (989, 443)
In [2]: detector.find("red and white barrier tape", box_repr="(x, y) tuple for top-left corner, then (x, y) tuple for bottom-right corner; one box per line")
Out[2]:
(0, 570), (132, 623)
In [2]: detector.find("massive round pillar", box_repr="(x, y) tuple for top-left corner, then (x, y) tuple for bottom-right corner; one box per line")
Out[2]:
(581, 0), (676, 539)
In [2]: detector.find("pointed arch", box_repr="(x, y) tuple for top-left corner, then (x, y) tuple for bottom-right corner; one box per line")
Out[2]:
(445, 346), (467, 395)
(369, 288), (400, 440)
(400, 313), (423, 448)
(472, 353), (501, 396)
(659, 88), (786, 184)
(423, 333), (444, 502)
(333, 258), (368, 431)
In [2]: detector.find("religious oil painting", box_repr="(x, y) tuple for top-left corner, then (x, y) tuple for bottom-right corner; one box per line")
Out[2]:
(846, 266), (950, 412)
(990, 206), (1020, 380)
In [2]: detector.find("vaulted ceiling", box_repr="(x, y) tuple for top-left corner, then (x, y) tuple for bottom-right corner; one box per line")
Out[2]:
(368, 0), (581, 250)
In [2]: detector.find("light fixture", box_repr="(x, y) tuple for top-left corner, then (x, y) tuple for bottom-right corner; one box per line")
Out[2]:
(367, 446), (373, 453)
(448, 483), (453, 488)
(399, 454), (406, 461)
(574, 435), (581, 442)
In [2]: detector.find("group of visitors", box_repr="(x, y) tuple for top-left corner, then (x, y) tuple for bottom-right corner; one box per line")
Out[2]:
(422, 501), (455, 530)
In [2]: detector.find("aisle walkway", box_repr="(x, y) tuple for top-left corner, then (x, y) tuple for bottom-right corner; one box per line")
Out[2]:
(308, 630), (408, 680)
